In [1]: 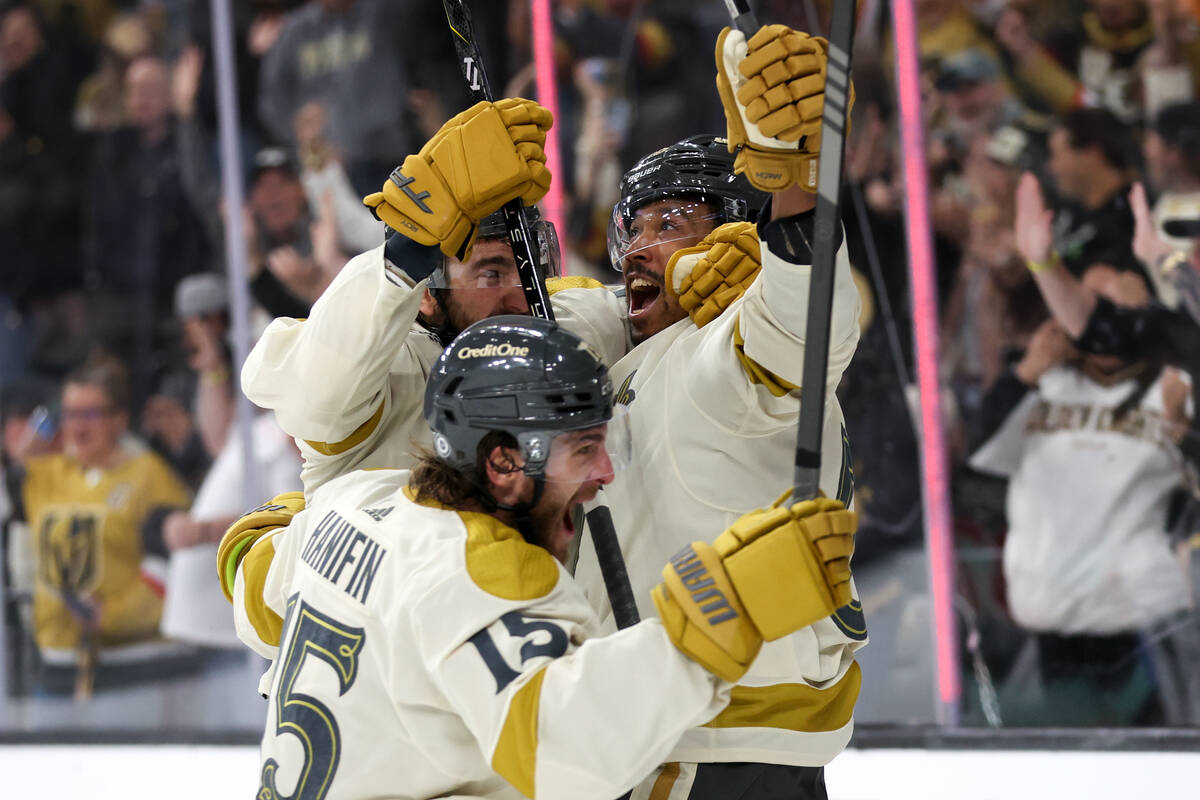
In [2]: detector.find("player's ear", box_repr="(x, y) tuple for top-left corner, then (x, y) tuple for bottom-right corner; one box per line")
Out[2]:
(484, 444), (525, 503)
(419, 288), (439, 320)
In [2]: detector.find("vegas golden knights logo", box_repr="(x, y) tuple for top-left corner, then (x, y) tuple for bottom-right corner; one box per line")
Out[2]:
(37, 508), (102, 594)
(615, 371), (637, 407)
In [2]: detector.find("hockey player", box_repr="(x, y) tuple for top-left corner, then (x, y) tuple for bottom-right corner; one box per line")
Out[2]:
(241, 96), (629, 496)
(225, 316), (857, 800)
(569, 24), (865, 800)
(224, 22), (863, 798)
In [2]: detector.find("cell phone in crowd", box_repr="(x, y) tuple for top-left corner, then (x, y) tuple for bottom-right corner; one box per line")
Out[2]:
(26, 406), (56, 442)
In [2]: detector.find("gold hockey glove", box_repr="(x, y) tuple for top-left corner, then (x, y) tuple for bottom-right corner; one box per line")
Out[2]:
(217, 491), (305, 602)
(363, 98), (553, 260)
(652, 495), (856, 682)
(716, 25), (853, 192)
(664, 221), (761, 328)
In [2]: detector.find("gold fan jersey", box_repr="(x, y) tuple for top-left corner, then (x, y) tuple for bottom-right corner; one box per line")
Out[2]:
(22, 437), (191, 654)
(242, 244), (630, 497)
(234, 469), (731, 800)
(574, 233), (867, 768)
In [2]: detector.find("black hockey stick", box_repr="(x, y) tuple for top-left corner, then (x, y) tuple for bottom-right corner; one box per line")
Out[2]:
(585, 506), (640, 629)
(722, 0), (759, 33)
(442, 0), (555, 322)
(792, 0), (856, 501)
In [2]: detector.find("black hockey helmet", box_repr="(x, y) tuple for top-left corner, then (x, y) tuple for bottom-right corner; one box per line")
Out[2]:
(424, 316), (619, 479)
(608, 135), (768, 267)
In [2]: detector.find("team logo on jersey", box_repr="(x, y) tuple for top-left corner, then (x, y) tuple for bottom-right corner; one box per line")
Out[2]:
(36, 508), (103, 596)
(830, 599), (868, 641)
(106, 482), (132, 510)
(615, 371), (637, 407)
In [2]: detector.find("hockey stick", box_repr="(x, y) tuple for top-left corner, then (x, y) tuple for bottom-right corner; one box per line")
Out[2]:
(441, 1), (637, 627)
(721, 0), (759, 33)
(442, 0), (555, 322)
(792, 0), (856, 501)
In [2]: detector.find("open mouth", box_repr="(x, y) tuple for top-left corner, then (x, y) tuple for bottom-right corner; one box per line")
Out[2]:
(626, 274), (662, 318)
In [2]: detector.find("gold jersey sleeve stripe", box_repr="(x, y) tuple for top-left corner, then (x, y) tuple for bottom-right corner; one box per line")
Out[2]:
(546, 276), (605, 293)
(703, 661), (861, 732)
(241, 534), (284, 647)
(304, 401), (386, 456)
(492, 666), (548, 799)
(733, 316), (800, 397)
(649, 762), (682, 800)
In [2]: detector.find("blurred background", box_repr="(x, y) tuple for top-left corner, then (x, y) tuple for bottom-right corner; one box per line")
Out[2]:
(2, 0), (1200, 790)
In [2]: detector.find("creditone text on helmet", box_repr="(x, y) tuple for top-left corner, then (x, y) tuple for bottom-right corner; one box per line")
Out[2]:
(456, 343), (531, 359)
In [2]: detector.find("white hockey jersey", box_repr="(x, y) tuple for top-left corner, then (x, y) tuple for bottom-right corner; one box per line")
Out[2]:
(233, 469), (730, 800)
(241, 243), (630, 496)
(573, 235), (867, 768)
(970, 366), (1191, 634)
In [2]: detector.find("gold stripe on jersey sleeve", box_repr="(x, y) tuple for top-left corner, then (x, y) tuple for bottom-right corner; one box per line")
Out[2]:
(493, 666), (548, 798)
(402, 487), (560, 601)
(241, 534), (284, 647)
(546, 276), (605, 293)
(304, 401), (385, 456)
(703, 661), (861, 732)
(732, 317), (799, 398)
(649, 762), (681, 800)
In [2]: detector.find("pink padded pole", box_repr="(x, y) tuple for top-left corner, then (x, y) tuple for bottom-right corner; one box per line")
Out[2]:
(530, 0), (567, 271)
(890, 0), (961, 724)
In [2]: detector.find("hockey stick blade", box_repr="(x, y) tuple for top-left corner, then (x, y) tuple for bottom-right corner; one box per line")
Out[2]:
(793, 0), (856, 501)
(586, 506), (640, 629)
(441, 0), (555, 321)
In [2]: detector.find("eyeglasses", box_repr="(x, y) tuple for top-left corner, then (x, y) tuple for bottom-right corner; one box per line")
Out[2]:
(61, 406), (114, 422)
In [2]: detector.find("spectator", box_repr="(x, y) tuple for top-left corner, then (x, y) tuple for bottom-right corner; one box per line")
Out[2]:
(243, 146), (352, 316)
(1044, 107), (1148, 282)
(995, 0), (1200, 124)
(84, 53), (214, 408)
(140, 273), (236, 490)
(16, 353), (190, 691)
(970, 263), (1195, 725)
(256, 0), (453, 195)
(1143, 101), (1200, 303)
(73, 11), (156, 133)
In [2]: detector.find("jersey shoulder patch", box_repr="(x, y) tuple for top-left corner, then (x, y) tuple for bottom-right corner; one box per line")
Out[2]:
(403, 486), (560, 601)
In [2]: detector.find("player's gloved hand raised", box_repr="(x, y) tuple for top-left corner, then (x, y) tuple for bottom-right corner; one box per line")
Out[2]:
(716, 25), (854, 192)
(652, 495), (856, 682)
(363, 98), (553, 261)
(664, 221), (760, 328)
(217, 491), (305, 602)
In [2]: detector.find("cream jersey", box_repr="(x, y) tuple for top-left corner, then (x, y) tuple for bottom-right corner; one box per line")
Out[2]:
(574, 235), (867, 768)
(242, 243), (630, 497)
(233, 469), (730, 800)
(970, 366), (1191, 635)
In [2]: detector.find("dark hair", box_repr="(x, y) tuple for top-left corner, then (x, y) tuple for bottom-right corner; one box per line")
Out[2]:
(408, 431), (519, 509)
(1059, 107), (1136, 172)
(1153, 101), (1200, 178)
(64, 351), (131, 412)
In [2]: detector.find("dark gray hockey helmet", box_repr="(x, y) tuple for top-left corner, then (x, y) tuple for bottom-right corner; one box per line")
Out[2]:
(608, 135), (768, 267)
(424, 316), (615, 478)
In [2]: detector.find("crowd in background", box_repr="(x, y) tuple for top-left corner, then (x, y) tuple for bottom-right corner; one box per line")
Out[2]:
(1, 0), (1200, 729)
